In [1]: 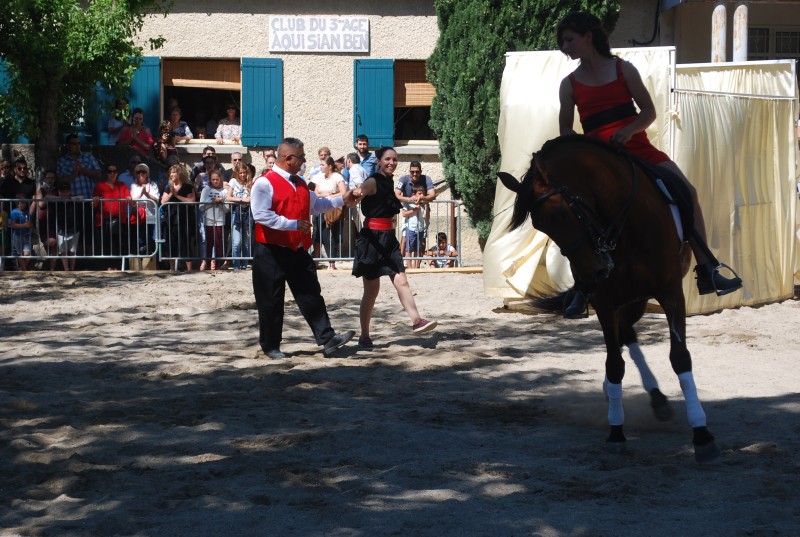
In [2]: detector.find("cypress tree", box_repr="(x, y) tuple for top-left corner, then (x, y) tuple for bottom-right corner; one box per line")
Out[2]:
(428, 0), (620, 243)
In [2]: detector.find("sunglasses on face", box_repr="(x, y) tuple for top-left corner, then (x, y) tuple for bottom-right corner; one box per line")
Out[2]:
(107, 169), (118, 173)
(136, 171), (148, 175)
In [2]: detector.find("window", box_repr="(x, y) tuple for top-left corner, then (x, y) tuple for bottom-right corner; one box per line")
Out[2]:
(394, 61), (435, 141)
(749, 27), (800, 61)
(163, 59), (241, 139)
(748, 28), (770, 60)
(118, 57), (283, 147)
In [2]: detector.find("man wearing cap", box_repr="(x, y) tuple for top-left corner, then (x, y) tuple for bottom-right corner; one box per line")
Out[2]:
(250, 136), (359, 359)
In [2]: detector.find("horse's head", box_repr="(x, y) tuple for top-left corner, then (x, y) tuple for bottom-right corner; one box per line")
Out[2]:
(498, 152), (613, 291)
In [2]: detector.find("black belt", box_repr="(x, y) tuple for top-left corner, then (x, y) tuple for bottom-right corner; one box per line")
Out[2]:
(581, 102), (637, 133)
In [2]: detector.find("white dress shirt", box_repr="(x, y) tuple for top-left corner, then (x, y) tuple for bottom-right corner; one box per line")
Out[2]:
(251, 164), (344, 231)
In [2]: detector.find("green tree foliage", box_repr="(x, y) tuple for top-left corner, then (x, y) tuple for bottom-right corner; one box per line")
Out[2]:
(428, 0), (619, 243)
(0, 0), (171, 168)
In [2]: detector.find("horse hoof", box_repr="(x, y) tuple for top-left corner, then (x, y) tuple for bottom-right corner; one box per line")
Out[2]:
(694, 441), (721, 463)
(649, 389), (674, 422)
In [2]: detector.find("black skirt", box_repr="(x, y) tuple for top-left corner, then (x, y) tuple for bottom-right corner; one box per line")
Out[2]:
(352, 227), (405, 280)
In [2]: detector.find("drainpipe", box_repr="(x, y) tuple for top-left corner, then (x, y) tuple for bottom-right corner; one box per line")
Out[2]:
(733, 4), (749, 62)
(711, 3), (727, 63)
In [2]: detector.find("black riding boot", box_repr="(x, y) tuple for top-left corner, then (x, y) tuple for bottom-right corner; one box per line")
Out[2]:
(563, 288), (589, 319)
(694, 262), (743, 296)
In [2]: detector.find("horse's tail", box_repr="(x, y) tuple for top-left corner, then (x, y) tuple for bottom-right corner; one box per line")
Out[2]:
(528, 289), (571, 314)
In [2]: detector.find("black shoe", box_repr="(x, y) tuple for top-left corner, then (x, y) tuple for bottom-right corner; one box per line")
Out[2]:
(322, 330), (355, 357)
(563, 289), (589, 319)
(695, 263), (743, 296)
(264, 349), (287, 359)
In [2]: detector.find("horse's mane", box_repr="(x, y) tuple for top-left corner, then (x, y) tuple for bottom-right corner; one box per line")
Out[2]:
(539, 134), (628, 161)
(507, 135), (630, 232)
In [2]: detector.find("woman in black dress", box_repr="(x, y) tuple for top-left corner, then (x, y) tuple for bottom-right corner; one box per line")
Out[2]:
(352, 147), (437, 350)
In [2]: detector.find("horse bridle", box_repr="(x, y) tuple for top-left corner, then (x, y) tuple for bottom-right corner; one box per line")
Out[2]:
(530, 157), (640, 266)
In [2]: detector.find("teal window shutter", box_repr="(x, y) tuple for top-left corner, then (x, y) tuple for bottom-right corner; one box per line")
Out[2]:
(241, 58), (283, 147)
(129, 57), (161, 134)
(353, 59), (394, 147)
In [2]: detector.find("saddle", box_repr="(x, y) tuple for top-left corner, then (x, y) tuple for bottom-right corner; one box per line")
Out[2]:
(628, 155), (694, 242)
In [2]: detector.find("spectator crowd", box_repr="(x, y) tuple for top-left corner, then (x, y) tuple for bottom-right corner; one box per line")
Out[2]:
(0, 102), (457, 272)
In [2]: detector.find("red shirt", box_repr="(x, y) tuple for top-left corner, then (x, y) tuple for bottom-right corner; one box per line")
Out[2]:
(93, 181), (130, 226)
(571, 59), (669, 165)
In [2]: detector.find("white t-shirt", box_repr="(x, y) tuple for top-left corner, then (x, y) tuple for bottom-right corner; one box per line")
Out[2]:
(129, 181), (161, 224)
(429, 244), (457, 268)
(312, 172), (345, 196)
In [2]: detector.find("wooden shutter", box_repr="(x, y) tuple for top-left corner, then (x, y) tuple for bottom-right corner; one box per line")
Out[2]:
(353, 59), (394, 147)
(129, 57), (161, 134)
(241, 58), (283, 147)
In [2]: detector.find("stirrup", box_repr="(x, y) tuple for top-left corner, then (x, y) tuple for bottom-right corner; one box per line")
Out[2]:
(695, 262), (742, 297)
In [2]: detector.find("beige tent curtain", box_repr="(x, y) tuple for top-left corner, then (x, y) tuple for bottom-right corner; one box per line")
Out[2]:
(674, 60), (799, 313)
(485, 51), (799, 314)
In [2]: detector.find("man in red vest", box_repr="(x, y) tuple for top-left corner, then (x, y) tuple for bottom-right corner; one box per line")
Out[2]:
(251, 137), (358, 359)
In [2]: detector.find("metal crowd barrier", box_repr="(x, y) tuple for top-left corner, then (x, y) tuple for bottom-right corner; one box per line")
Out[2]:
(1, 198), (462, 271)
(1, 197), (159, 271)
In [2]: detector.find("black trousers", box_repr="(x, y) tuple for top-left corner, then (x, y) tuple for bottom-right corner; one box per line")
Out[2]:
(252, 242), (335, 352)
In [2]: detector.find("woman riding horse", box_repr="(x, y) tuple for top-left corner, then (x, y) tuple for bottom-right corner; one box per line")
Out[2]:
(557, 12), (742, 317)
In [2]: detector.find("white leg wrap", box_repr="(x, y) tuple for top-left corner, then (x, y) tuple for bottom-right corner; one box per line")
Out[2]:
(627, 343), (659, 393)
(605, 378), (624, 426)
(678, 371), (707, 427)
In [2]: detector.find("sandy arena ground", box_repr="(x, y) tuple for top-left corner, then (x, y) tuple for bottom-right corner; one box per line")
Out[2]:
(0, 271), (798, 537)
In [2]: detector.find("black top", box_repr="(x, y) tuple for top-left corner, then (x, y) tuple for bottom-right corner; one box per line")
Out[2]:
(0, 177), (37, 200)
(361, 173), (401, 219)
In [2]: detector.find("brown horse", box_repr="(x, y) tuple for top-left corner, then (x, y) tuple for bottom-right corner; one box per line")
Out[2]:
(498, 134), (720, 463)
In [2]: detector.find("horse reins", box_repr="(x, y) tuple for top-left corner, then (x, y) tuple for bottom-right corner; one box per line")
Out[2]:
(531, 156), (640, 260)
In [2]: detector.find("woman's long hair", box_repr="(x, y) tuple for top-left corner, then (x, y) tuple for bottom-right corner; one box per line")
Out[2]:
(232, 162), (253, 190)
(556, 12), (613, 59)
(169, 163), (189, 186)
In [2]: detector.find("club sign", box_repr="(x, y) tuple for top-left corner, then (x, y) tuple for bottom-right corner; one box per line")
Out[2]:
(270, 16), (370, 53)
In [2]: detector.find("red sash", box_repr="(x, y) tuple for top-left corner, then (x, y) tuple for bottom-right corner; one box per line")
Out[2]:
(364, 217), (394, 231)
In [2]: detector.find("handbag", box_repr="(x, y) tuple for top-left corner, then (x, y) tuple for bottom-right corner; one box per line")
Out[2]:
(324, 206), (344, 227)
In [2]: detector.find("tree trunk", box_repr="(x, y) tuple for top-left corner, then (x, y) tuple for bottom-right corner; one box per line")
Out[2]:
(35, 85), (62, 172)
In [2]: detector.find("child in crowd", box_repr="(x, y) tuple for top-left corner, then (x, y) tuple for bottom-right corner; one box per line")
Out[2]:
(55, 183), (80, 271)
(427, 231), (459, 268)
(199, 170), (228, 270)
(401, 183), (429, 268)
(10, 198), (32, 271)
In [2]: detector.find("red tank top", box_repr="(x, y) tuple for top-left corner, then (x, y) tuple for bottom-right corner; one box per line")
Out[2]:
(253, 170), (312, 250)
(571, 59), (669, 165)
